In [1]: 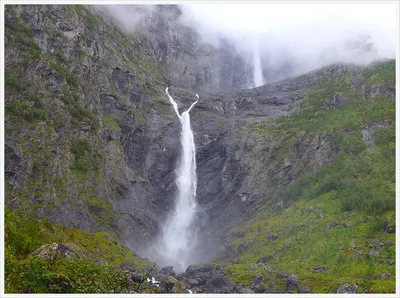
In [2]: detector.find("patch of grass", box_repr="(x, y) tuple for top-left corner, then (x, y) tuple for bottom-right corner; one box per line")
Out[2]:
(5, 68), (26, 92)
(103, 115), (120, 130)
(6, 101), (46, 123)
(5, 14), (42, 61)
(70, 139), (103, 172)
(73, 5), (101, 29)
(360, 60), (396, 87)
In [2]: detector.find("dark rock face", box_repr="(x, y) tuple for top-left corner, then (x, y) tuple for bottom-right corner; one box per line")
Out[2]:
(128, 5), (253, 93)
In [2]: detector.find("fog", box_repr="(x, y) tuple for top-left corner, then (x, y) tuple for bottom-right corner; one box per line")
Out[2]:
(100, 2), (396, 87)
(180, 2), (396, 83)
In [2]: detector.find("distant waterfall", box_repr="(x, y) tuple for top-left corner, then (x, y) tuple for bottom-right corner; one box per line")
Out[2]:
(253, 34), (264, 87)
(155, 87), (199, 272)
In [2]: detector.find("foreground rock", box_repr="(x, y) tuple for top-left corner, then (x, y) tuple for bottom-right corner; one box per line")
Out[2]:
(31, 243), (85, 261)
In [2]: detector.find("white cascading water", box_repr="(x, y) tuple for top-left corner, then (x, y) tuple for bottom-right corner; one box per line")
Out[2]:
(253, 34), (264, 87)
(156, 87), (199, 272)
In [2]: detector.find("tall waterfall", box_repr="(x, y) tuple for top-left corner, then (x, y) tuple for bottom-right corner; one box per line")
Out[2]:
(253, 34), (264, 87)
(154, 87), (199, 272)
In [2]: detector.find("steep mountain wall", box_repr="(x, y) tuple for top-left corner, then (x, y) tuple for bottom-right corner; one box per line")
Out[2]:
(103, 5), (255, 92)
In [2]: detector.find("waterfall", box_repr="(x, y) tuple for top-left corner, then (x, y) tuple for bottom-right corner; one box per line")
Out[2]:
(253, 34), (264, 87)
(154, 87), (198, 272)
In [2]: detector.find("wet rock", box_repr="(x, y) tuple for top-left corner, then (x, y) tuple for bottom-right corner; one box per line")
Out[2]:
(386, 225), (395, 233)
(254, 273), (264, 283)
(253, 283), (268, 293)
(337, 283), (358, 294)
(369, 249), (380, 257)
(276, 271), (290, 279)
(327, 221), (339, 229)
(272, 201), (284, 211)
(187, 278), (199, 286)
(375, 273), (391, 280)
(313, 266), (328, 273)
(131, 272), (145, 283)
(256, 255), (273, 264)
(369, 240), (385, 249)
(198, 264), (214, 273)
(286, 275), (301, 292)
(330, 92), (347, 108)
(386, 240), (394, 246)
(160, 266), (175, 276)
(240, 288), (255, 293)
(267, 235), (278, 241)
(203, 273), (237, 293)
(31, 243), (84, 261)
(119, 262), (136, 272)
(164, 275), (178, 292)
(231, 231), (245, 238)
(237, 243), (248, 253)
(301, 286), (311, 293)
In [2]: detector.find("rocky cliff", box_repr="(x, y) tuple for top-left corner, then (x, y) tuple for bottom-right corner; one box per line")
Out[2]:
(4, 4), (395, 294)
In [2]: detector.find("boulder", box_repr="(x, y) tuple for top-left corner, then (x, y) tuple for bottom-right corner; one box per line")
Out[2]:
(256, 255), (273, 264)
(202, 273), (237, 293)
(286, 275), (301, 292)
(337, 283), (358, 294)
(31, 242), (84, 261)
(313, 266), (328, 273)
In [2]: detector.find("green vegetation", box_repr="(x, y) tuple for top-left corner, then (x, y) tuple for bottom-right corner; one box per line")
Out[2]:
(5, 67), (26, 92)
(103, 114), (120, 130)
(72, 5), (101, 29)
(222, 60), (395, 293)
(5, 14), (42, 62)
(5, 207), (149, 293)
(360, 60), (396, 87)
(70, 139), (103, 172)
(6, 101), (46, 123)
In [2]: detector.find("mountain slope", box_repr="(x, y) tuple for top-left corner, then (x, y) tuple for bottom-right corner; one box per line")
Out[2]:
(213, 60), (396, 293)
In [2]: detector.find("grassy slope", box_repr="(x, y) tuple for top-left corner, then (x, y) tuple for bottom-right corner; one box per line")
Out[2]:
(5, 206), (150, 293)
(215, 60), (396, 293)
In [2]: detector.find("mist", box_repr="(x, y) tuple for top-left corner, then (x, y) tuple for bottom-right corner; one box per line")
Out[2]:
(180, 2), (396, 83)
(100, 2), (396, 88)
